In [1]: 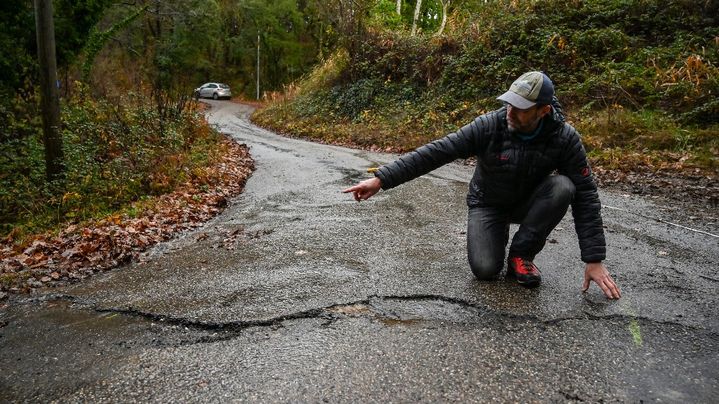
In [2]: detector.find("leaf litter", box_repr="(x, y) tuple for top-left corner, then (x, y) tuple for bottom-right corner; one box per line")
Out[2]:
(0, 137), (255, 295)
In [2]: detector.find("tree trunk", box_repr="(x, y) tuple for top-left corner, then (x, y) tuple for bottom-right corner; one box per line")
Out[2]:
(318, 20), (324, 61)
(411, 0), (422, 36)
(34, 0), (64, 183)
(436, 0), (450, 36)
(396, 0), (401, 15)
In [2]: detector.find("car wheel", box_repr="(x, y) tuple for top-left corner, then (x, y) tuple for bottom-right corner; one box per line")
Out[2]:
(193, 91), (200, 100)
(213, 93), (218, 100)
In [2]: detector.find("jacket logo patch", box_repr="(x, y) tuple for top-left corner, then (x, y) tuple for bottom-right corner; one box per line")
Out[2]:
(581, 167), (590, 177)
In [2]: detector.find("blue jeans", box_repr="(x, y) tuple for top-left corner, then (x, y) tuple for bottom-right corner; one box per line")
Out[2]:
(467, 175), (576, 280)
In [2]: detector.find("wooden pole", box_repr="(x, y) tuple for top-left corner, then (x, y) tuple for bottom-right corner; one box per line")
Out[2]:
(34, 0), (64, 183)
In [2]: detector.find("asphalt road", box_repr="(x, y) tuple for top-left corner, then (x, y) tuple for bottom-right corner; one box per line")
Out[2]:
(1, 101), (717, 403)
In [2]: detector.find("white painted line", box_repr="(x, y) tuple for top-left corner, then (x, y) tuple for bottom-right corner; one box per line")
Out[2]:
(603, 204), (719, 239)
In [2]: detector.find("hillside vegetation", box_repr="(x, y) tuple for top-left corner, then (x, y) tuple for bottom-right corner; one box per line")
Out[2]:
(253, 0), (718, 173)
(1, 0), (332, 242)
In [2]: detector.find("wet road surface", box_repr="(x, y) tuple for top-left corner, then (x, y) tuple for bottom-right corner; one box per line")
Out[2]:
(1, 101), (717, 402)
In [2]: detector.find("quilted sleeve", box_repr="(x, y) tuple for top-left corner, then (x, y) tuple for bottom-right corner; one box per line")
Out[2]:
(557, 125), (606, 262)
(375, 114), (495, 189)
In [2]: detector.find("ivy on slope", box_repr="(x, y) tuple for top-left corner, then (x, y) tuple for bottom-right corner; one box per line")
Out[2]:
(254, 0), (718, 171)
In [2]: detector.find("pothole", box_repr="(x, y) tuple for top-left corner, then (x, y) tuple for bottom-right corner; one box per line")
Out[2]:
(324, 296), (503, 328)
(326, 303), (373, 316)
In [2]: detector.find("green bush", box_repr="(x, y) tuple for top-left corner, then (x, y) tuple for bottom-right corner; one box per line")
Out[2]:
(254, 0), (718, 170)
(307, 0), (719, 125)
(0, 86), (223, 240)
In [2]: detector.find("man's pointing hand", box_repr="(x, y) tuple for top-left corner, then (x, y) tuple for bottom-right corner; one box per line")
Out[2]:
(343, 177), (382, 202)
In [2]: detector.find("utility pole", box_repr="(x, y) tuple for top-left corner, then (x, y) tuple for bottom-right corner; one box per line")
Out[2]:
(34, 0), (64, 183)
(256, 31), (260, 100)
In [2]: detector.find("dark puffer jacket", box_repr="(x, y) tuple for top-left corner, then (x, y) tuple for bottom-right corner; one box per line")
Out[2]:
(375, 101), (606, 263)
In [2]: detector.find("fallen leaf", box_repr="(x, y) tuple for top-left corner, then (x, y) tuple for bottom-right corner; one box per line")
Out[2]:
(0, 140), (255, 294)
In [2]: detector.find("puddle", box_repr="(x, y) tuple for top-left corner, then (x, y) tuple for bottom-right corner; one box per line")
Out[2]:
(3, 298), (151, 335)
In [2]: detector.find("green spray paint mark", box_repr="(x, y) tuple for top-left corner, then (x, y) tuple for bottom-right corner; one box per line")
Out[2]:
(629, 319), (642, 346)
(619, 300), (643, 347)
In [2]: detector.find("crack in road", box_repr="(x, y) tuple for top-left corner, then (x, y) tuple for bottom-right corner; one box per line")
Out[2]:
(11, 292), (714, 347)
(2, 101), (717, 401)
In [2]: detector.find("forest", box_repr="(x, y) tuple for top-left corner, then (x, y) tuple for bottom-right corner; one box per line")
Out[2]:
(254, 1), (718, 159)
(1, 0), (342, 241)
(1, 0), (717, 244)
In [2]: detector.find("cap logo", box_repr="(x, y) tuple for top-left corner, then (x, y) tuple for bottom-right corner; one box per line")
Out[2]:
(496, 71), (554, 109)
(514, 80), (533, 95)
(510, 75), (542, 101)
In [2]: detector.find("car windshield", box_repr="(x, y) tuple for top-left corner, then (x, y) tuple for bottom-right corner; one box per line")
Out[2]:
(219, 84), (230, 89)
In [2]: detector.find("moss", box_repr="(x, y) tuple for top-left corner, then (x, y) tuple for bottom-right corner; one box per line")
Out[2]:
(0, 272), (32, 290)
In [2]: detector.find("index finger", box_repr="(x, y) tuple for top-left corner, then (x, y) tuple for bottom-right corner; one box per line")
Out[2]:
(342, 185), (359, 193)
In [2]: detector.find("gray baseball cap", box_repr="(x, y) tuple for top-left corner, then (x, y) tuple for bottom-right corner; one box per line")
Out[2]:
(497, 71), (554, 109)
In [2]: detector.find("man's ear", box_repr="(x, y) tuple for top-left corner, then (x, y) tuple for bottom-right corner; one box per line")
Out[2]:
(539, 104), (552, 118)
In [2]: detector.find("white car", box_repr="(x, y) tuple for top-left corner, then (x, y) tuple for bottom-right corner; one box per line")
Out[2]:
(193, 82), (232, 100)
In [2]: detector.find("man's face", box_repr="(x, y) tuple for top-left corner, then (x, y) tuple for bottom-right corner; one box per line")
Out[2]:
(505, 103), (550, 133)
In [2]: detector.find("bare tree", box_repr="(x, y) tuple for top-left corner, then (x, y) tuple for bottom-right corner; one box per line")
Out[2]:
(436, 0), (450, 36)
(396, 0), (401, 14)
(411, 0), (422, 36)
(315, 0), (373, 61)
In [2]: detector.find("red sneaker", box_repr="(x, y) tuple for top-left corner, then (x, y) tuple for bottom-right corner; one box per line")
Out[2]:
(507, 257), (542, 288)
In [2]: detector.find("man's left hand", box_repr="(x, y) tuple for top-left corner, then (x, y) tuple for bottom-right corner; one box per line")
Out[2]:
(583, 262), (621, 299)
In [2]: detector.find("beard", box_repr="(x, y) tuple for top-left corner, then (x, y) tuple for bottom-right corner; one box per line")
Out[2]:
(507, 120), (530, 134)
(507, 116), (540, 134)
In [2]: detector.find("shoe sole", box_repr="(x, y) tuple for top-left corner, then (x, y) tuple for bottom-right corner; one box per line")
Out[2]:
(516, 278), (541, 288)
(507, 271), (541, 288)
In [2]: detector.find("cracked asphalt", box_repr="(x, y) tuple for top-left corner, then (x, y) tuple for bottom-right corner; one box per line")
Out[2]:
(1, 101), (718, 403)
